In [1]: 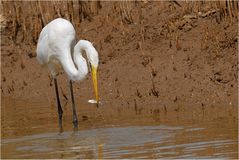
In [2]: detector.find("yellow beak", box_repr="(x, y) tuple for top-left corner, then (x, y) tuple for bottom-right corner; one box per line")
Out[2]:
(91, 66), (99, 105)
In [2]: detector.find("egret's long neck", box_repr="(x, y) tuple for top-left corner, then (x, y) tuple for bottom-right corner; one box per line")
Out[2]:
(60, 41), (89, 81)
(72, 40), (91, 81)
(60, 40), (95, 81)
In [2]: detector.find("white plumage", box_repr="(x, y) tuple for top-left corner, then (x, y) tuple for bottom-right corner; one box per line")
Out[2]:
(36, 18), (99, 130)
(37, 18), (99, 81)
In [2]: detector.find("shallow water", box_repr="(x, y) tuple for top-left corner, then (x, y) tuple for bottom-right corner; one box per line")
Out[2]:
(1, 98), (238, 158)
(1, 123), (238, 159)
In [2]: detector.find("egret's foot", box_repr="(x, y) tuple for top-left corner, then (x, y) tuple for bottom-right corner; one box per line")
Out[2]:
(58, 120), (63, 133)
(58, 112), (63, 133)
(73, 126), (78, 132)
(59, 126), (64, 133)
(72, 119), (78, 130)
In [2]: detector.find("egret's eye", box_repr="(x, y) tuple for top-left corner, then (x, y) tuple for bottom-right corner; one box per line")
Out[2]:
(81, 50), (91, 72)
(88, 62), (92, 73)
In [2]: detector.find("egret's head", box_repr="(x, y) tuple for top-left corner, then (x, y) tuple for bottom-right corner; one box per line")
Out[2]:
(87, 46), (99, 69)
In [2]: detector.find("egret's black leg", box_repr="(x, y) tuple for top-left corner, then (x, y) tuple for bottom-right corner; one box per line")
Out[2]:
(54, 77), (63, 132)
(69, 80), (78, 129)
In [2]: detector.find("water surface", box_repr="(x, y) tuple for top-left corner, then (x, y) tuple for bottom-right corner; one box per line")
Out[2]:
(1, 98), (238, 158)
(2, 123), (238, 159)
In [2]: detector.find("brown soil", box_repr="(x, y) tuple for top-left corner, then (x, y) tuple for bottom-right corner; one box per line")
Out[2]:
(1, 1), (238, 138)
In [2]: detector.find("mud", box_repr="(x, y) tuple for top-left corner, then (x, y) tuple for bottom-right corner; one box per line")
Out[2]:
(1, 1), (238, 159)
(1, 1), (238, 107)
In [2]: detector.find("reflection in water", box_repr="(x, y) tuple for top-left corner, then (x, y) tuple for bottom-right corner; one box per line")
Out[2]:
(98, 144), (103, 159)
(1, 124), (238, 159)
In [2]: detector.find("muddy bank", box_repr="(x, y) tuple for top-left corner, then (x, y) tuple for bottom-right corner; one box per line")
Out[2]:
(1, 1), (238, 137)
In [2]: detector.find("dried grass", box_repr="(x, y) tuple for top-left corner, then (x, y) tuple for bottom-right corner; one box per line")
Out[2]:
(1, 1), (237, 44)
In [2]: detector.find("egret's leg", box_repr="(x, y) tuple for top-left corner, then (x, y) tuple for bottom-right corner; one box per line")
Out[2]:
(54, 77), (63, 132)
(69, 80), (78, 129)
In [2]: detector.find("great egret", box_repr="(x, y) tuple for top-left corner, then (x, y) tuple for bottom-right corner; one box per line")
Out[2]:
(36, 18), (99, 130)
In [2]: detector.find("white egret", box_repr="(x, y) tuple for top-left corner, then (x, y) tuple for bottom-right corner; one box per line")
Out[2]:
(36, 18), (99, 130)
